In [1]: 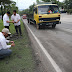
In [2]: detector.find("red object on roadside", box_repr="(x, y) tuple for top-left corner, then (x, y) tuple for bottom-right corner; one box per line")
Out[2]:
(22, 14), (27, 19)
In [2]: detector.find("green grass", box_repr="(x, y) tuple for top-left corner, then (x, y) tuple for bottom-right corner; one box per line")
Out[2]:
(0, 20), (4, 31)
(0, 20), (36, 72)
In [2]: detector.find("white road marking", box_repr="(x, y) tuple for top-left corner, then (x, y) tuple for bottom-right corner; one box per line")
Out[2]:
(23, 20), (62, 72)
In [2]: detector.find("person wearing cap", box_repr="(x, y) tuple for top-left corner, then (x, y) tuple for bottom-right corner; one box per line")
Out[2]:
(11, 10), (22, 36)
(3, 11), (14, 29)
(0, 28), (15, 59)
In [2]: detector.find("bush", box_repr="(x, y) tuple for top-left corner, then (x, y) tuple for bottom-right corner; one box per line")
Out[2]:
(67, 9), (72, 14)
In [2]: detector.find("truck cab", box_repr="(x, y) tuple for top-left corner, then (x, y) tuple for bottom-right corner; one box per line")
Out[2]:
(28, 3), (61, 29)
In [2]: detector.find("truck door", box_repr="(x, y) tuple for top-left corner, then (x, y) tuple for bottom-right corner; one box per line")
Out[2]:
(34, 7), (38, 24)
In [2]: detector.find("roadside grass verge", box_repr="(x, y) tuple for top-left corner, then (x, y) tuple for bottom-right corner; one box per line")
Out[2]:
(0, 20), (36, 72)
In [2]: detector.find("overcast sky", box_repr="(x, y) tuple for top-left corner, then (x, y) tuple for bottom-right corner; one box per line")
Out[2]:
(12, 0), (63, 10)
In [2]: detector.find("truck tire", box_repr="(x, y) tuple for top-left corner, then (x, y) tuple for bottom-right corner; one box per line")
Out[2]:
(52, 24), (56, 29)
(29, 19), (32, 25)
(34, 20), (36, 25)
(36, 24), (40, 29)
(28, 19), (29, 23)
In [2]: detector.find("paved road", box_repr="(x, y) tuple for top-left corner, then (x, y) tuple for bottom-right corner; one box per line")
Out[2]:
(23, 14), (72, 72)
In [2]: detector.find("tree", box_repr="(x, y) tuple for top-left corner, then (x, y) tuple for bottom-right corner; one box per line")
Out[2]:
(19, 9), (29, 16)
(41, 0), (64, 7)
(19, 3), (35, 15)
(0, 0), (12, 20)
(41, 0), (50, 2)
(64, 0), (72, 9)
(10, 1), (18, 14)
(41, 0), (57, 3)
(36, 0), (40, 4)
(29, 3), (35, 14)
(0, 0), (18, 20)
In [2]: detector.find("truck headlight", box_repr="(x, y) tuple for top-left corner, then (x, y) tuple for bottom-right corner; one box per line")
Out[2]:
(56, 19), (59, 20)
(39, 20), (43, 22)
(39, 20), (42, 22)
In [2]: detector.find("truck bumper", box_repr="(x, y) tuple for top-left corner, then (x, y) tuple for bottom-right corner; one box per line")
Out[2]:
(38, 21), (61, 26)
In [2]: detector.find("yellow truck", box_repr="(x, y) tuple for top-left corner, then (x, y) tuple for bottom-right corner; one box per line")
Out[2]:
(28, 3), (61, 29)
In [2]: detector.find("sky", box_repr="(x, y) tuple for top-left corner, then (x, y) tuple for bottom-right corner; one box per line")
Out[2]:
(12, 0), (63, 10)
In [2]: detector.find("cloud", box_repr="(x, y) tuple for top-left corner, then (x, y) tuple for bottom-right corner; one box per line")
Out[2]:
(59, 0), (63, 2)
(12, 0), (36, 9)
(12, 0), (63, 9)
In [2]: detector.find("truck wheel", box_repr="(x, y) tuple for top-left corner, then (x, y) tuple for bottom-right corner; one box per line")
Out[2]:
(28, 19), (29, 23)
(29, 19), (32, 25)
(36, 24), (40, 29)
(34, 20), (36, 25)
(28, 19), (30, 24)
(52, 24), (56, 29)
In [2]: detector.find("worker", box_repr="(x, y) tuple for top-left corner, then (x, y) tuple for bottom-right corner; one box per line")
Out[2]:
(11, 10), (22, 36)
(3, 11), (14, 29)
(0, 28), (15, 59)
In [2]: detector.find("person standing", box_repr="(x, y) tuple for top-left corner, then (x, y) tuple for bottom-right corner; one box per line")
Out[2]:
(3, 11), (14, 29)
(11, 10), (22, 36)
(0, 28), (15, 59)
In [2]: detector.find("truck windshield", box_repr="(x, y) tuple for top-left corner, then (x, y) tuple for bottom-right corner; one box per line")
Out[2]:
(38, 5), (60, 14)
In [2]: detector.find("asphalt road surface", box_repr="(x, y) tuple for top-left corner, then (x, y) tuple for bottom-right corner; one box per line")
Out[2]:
(23, 14), (72, 72)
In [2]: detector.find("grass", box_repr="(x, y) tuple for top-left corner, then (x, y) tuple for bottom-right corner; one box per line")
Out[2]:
(0, 20), (36, 72)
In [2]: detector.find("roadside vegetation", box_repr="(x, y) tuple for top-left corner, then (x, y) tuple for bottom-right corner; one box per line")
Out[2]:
(19, 0), (72, 15)
(19, 0), (64, 15)
(0, 20), (37, 72)
(0, 0), (18, 20)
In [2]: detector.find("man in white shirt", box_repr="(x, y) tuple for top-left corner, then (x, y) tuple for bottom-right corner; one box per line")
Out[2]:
(3, 11), (14, 29)
(11, 10), (22, 36)
(0, 28), (15, 59)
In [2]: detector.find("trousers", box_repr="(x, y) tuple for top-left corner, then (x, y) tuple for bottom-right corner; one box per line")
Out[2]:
(5, 26), (9, 29)
(15, 25), (22, 35)
(0, 49), (12, 59)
